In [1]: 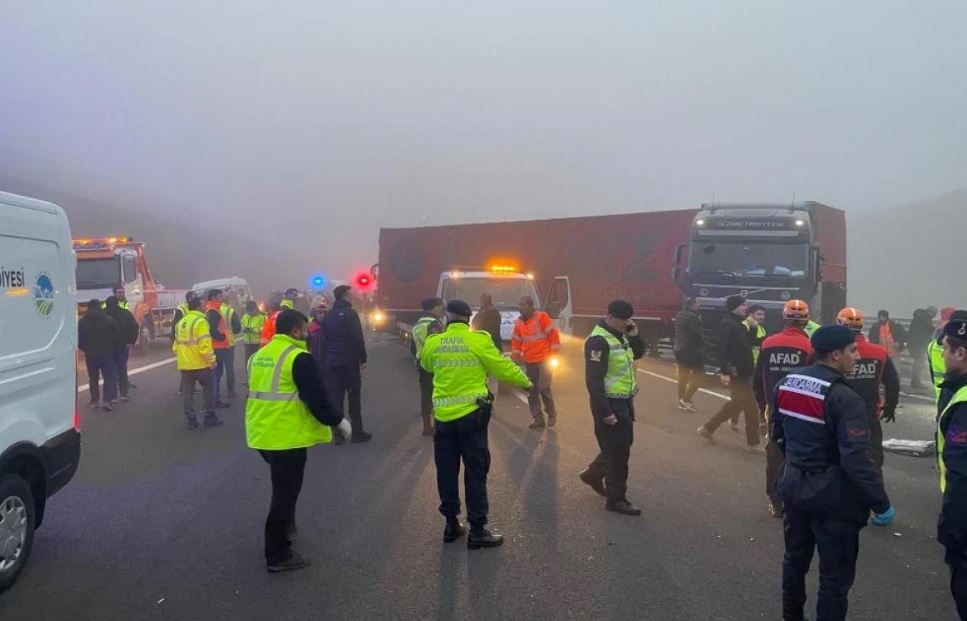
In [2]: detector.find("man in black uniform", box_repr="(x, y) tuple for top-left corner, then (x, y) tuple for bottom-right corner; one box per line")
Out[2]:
(321, 285), (371, 443)
(773, 325), (894, 621)
(578, 300), (646, 516)
(936, 316), (967, 619)
(698, 295), (761, 451)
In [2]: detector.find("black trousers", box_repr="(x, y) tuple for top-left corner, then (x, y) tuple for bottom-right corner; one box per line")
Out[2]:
(259, 448), (307, 564)
(418, 367), (434, 427)
(782, 506), (861, 621)
(586, 402), (635, 504)
(945, 548), (967, 620)
(434, 412), (490, 528)
(327, 364), (364, 434)
(113, 346), (130, 397)
(525, 361), (557, 420)
(181, 369), (214, 419)
(766, 438), (785, 504)
(674, 350), (703, 402)
(868, 411), (884, 478)
(85, 352), (118, 404)
(704, 378), (760, 446)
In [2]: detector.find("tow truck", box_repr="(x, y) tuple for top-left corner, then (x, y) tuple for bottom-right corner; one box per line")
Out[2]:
(73, 236), (186, 352)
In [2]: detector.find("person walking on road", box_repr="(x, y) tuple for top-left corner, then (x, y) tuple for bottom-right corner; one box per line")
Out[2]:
(578, 300), (646, 516)
(837, 307), (900, 479)
(909, 306), (938, 390)
(868, 309), (906, 360)
(697, 295), (762, 451)
(321, 285), (371, 443)
(204, 289), (233, 409)
(752, 299), (813, 518)
(472, 293), (504, 397)
(105, 295), (139, 402)
(673, 297), (704, 411)
(241, 300), (266, 365)
(935, 315), (967, 619)
(511, 296), (561, 429)
(773, 325), (894, 621)
(172, 295), (221, 429)
(246, 309), (351, 573)
(412, 297), (445, 437)
(420, 299), (532, 549)
(78, 299), (120, 412)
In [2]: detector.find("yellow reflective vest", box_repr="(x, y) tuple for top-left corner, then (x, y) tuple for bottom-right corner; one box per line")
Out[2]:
(929, 339), (946, 401)
(420, 322), (531, 422)
(938, 384), (967, 492)
(246, 334), (333, 450)
(221, 303), (238, 347)
(172, 310), (215, 370)
(241, 312), (266, 346)
(587, 325), (638, 399)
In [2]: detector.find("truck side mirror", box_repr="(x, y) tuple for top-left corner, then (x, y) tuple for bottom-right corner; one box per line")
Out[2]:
(672, 243), (686, 281)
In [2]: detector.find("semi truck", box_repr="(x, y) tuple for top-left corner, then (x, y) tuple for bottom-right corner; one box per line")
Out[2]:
(73, 236), (186, 352)
(374, 209), (697, 344)
(672, 201), (847, 360)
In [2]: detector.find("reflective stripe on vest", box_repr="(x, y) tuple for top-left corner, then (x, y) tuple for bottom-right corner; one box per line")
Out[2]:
(248, 344), (300, 402)
(412, 316), (437, 357)
(587, 325), (637, 399)
(929, 340), (946, 401)
(221, 304), (237, 346)
(175, 317), (208, 346)
(241, 313), (266, 345)
(938, 385), (967, 492)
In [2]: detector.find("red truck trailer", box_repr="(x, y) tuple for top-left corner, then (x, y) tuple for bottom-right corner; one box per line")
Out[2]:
(375, 209), (698, 341)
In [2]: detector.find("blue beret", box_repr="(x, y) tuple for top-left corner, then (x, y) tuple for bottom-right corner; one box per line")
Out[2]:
(810, 324), (856, 353)
(944, 318), (967, 340)
(446, 299), (473, 317)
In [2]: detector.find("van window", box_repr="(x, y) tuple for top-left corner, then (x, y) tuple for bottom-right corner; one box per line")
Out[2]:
(122, 255), (138, 284)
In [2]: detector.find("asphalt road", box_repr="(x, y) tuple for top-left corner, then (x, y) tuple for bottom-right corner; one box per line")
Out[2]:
(1, 334), (959, 620)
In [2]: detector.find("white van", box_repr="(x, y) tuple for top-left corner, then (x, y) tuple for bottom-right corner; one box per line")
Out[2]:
(189, 276), (252, 311)
(0, 192), (81, 591)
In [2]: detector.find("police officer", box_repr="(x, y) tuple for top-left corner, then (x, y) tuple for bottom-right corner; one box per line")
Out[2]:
(578, 300), (646, 516)
(772, 325), (894, 621)
(420, 300), (532, 549)
(936, 314), (967, 618)
(412, 297), (445, 437)
(753, 299), (813, 518)
(836, 307), (900, 479)
(246, 310), (351, 572)
(931, 309), (967, 402)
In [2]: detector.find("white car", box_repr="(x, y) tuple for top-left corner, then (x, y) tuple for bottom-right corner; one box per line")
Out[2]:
(0, 191), (81, 591)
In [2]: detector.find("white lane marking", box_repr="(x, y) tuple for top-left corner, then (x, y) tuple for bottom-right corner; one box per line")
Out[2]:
(78, 357), (177, 392)
(636, 368), (730, 401)
(899, 391), (935, 403)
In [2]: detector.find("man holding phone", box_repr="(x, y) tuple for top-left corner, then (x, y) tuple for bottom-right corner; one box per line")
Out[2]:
(579, 300), (647, 516)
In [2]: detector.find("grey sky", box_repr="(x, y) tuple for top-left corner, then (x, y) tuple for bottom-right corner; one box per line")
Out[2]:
(2, 1), (966, 284)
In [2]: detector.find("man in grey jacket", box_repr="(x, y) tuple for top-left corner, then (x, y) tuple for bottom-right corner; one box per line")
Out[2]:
(673, 298), (704, 411)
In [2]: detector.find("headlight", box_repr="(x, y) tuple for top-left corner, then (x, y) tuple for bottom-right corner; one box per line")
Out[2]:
(372, 311), (385, 323)
(549, 356), (561, 369)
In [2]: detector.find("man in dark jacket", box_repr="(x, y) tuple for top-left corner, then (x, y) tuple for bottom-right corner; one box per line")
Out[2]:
(578, 300), (646, 516)
(936, 316), (967, 619)
(321, 285), (370, 443)
(673, 297), (703, 411)
(697, 295), (761, 450)
(307, 302), (328, 385)
(868, 309), (906, 359)
(773, 325), (894, 621)
(105, 296), (139, 402)
(908, 306), (938, 389)
(79, 299), (120, 411)
(472, 293), (502, 351)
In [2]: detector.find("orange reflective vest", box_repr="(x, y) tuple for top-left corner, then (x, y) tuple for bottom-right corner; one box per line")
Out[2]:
(511, 311), (560, 364)
(261, 311), (280, 346)
(878, 323), (899, 358)
(205, 301), (231, 350)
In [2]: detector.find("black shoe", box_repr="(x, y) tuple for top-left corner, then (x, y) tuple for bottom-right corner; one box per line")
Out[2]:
(333, 433), (346, 445)
(529, 418), (545, 430)
(578, 468), (607, 498)
(443, 520), (466, 543)
(351, 431), (372, 443)
(203, 414), (224, 428)
(102, 403), (114, 412)
(186, 416), (199, 430)
(768, 501), (784, 518)
(119, 395), (131, 402)
(467, 528), (503, 549)
(606, 500), (642, 516)
(267, 552), (311, 573)
(214, 401), (231, 409)
(286, 523), (299, 542)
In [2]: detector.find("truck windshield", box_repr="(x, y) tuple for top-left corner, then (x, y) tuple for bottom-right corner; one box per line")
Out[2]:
(689, 242), (808, 279)
(77, 258), (120, 289)
(441, 277), (541, 311)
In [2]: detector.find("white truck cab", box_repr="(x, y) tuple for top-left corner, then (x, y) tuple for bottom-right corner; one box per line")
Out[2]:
(0, 192), (81, 591)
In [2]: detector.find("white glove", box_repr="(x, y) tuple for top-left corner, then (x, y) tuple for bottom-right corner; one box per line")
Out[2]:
(336, 418), (352, 438)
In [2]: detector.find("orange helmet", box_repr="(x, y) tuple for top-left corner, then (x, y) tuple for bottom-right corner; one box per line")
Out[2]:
(783, 299), (810, 322)
(837, 307), (864, 331)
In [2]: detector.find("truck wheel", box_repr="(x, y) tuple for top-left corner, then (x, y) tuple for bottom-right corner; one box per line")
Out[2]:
(0, 474), (36, 593)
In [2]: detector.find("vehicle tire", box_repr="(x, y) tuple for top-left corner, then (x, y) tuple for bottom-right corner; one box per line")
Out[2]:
(0, 474), (36, 593)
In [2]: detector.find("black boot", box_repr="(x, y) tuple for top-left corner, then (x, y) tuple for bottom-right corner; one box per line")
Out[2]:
(578, 468), (607, 498)
(203, 413), (224, 428)
(467, 528), (503, 549)
(267, 552), (311, 573)
(186, 414), (199, 430)
(606, 499), (642, 516)
(443, 520), (466, 543)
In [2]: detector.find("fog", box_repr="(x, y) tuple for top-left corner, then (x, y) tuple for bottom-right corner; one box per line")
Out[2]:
(2, 1), (966, 312)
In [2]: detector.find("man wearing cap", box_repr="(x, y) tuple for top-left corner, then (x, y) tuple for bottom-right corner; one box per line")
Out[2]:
(930, 309), (967, 402)
(578, 300), (647, 516)
(936, 314), (967, 618)
(412, 297), (445, 437)
(772, 325), (894, 621)
(420, 299), (532, 549)
(836, 307), (900, 479)
(698, 295), (762, 451)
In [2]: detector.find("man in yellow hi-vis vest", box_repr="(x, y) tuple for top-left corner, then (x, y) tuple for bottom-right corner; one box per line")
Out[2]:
(246, 309), (351, 573)
(936, 315), (967, 618)
(172, 295), (219, 429)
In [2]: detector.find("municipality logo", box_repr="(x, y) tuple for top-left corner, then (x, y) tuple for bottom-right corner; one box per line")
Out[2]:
(34, 272), (55, 317)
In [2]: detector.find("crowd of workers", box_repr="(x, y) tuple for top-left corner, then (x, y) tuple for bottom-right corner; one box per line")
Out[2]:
(77, 286), (139, 411)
